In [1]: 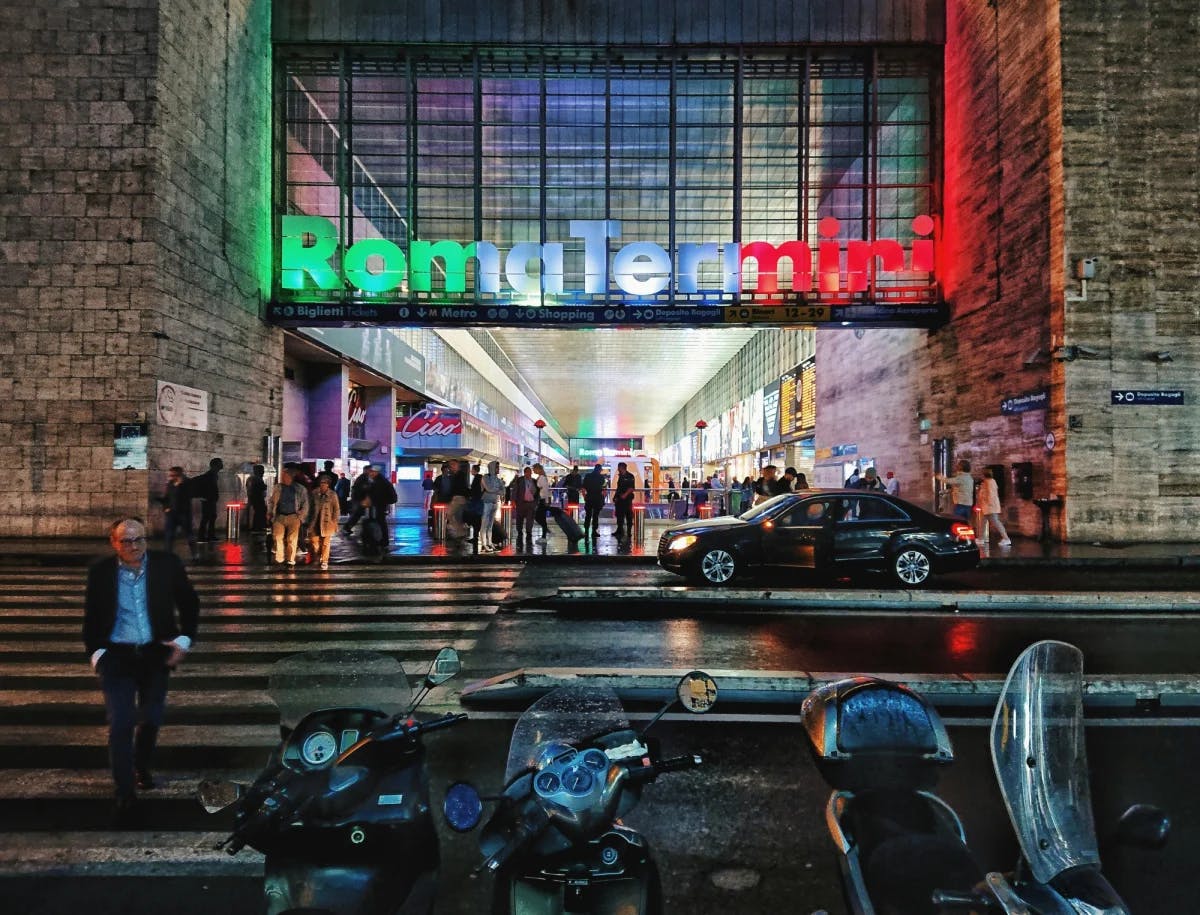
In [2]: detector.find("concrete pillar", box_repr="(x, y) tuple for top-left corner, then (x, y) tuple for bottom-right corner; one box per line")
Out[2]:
(362, 386), (396, 474)
(306, 364), (348, 464)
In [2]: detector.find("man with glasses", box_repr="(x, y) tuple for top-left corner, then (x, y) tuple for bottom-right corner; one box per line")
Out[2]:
(84, 517), (199, 826)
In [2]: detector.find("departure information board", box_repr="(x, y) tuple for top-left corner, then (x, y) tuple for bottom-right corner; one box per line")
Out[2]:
(780, 357), (816, 437)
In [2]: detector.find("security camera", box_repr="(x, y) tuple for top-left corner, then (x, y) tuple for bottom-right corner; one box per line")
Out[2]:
(1151, 351), (1174, 363)
(1073, 344), (1101, 358)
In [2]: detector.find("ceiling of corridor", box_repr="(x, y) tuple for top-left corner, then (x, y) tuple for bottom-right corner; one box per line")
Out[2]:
(484, 327), (762, 441)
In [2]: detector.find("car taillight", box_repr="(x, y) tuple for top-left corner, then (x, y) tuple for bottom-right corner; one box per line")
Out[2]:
(950, 523), (976, 542)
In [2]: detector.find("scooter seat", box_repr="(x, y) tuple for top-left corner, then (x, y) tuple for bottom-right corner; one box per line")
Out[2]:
(844, 790), (984, 915)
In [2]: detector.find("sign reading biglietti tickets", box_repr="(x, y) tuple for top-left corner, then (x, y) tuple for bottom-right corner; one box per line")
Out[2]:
(271, 215), (944, 329)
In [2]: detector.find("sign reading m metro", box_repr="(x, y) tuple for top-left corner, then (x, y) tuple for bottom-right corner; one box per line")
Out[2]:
(280, 214), (937, 302)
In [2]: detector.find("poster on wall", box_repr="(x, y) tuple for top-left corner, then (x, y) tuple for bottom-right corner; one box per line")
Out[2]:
(156, 380), (208, 431)
(112, 423), (148, 470)
(762, 380), (781, 446)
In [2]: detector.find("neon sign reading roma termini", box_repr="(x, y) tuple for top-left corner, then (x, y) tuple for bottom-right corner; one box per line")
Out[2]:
(280, 214), (935, 298)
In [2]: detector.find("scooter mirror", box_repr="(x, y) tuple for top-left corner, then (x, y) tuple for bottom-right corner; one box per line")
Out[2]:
(1114, 804), (1170, 850)
(197, 778), (243, 814)
(443, 781), (483, 832)
(676, 671), (719, 714)
(426, 647), (461, 687)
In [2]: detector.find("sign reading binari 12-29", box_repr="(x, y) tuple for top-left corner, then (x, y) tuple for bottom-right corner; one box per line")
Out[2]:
(279, 214), (936, 301)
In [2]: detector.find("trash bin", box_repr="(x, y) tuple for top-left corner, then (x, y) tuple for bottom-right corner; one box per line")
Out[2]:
(225, 502), (244, 540)
(728, 491), (743, 516)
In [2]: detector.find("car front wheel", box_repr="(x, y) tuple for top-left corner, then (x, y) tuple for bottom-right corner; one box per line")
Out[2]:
(891, 547), (932, 587)
(694, 547), (738, 585)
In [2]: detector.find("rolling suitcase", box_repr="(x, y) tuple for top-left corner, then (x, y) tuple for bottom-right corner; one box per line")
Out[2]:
(548, 505), (584, 542)
(492, 520), (507, 546)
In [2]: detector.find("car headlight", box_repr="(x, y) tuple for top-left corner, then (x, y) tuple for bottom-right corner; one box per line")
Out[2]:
(668, 535), (697, 551)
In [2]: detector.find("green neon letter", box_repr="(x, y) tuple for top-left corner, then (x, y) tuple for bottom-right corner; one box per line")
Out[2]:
(280, 215), (340, 290)
(343, 238), (407, 293)
(410, 240), (502, 294)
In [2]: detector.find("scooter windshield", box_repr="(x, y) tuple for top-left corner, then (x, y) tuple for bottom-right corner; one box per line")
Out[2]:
(267, 648), (414, 731)
(505, 684), (630, 784)
(991, 640), (1099, 884)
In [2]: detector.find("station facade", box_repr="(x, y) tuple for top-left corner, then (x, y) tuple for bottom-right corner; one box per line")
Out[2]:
(3, 0), (1197, 541)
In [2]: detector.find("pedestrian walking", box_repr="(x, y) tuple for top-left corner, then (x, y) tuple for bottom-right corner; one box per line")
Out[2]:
(341, 466), (372, 535)
(365, 465), (398, 553)
(532, 463), (552, 541)
(308, 476), (340, 569)
(563, 465), (583, 505)
(478, 460), (505, 552)
(159, 466), (198, 561)
(582, 464), (606, 539)
(193, 457), (223, 542)
(884, 470), (900, 496)
(612, 461), (636, 538)
(446, 459), (471, 540)
(939, 460), (976, 520)
(977, 467), (1012, 547)
(268, 467), (309, 567)
(335, 472), (351, 513)
(247, 464), (268, 533)
(84, 518), (199, 826)
(510, 466), (539, 544)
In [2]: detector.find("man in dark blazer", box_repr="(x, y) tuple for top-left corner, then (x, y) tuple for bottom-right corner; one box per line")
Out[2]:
(84, 517), (199, 824)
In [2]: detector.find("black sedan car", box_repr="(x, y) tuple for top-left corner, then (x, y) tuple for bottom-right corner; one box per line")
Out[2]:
(657, 490), (980, 587)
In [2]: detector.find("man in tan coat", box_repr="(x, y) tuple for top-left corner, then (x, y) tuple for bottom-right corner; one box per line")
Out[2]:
(308, 476), (341, 570)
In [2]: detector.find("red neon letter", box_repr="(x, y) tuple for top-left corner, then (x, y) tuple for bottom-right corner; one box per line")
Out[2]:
(739, 241), (813, 294)
(818, 217), (842, 293)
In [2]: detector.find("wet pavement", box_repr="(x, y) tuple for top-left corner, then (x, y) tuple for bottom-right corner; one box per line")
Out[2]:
(6, 505), (1200, 568)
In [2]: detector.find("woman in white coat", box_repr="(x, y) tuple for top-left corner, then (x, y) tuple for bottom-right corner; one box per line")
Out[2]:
(977, 467), (1012, 547)
(479, 460), (505, 552)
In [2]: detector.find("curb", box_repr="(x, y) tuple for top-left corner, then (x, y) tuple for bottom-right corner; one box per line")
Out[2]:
(459, 667), (1200, 712)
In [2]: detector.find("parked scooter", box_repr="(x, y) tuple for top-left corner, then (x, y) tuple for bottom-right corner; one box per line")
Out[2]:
(801, 640), (1168, 914)
(443, 671), (718, 914)
(199, 647), (466, 915)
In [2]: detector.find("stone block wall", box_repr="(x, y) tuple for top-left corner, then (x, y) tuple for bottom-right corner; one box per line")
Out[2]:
(1058, 0), (1200, 539)
(816, 0), (1065, 538)
(0, 0), (276, 537)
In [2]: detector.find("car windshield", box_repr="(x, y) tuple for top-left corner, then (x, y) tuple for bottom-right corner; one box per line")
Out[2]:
(504, 684), (629, 784)
(737, 494), (794, 521)
(991, 641), (1100, 884)
(267, 648), (414, 731)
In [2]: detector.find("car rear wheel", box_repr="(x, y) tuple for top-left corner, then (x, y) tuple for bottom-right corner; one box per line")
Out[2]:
(891, 547), (932, 587)
(694, 547), (738, 585)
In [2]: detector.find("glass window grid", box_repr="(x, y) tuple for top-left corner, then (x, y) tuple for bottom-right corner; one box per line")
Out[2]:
(279, 47), (937, 305)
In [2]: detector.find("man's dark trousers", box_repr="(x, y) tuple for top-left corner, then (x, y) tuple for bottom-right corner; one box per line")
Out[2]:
(614, 499), (633, 536)
(584, 498), (604, 536)
(98, 644), (170, 799)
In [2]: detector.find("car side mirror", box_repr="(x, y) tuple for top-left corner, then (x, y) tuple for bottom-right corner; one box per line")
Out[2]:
(1114, 804), (1170, 850)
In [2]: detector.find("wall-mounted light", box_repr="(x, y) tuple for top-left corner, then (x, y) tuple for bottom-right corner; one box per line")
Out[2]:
(1149, 351), (1174, 363)
(1024, 347), (1050, 366)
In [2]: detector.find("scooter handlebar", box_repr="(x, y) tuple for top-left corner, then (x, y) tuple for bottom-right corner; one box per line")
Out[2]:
(412, 712), (468, 735)
(656, 753), (703, 773)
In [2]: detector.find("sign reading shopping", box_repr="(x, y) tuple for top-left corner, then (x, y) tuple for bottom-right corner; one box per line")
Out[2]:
(274, 214), (943, 329)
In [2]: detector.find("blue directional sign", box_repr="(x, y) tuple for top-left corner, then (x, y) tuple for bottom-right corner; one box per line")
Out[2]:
(1111, 390), (1185, 405)
(1001, 389), (1049, 415)
(266, 300), (946, 329)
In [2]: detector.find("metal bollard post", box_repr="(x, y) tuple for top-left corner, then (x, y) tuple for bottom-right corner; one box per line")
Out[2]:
(632, 505), (646, 546)
(500, 503), (513, 540)
(225, 502), (243, 540)
(698, 504), (713, 520)
(432, 504), (447, 540)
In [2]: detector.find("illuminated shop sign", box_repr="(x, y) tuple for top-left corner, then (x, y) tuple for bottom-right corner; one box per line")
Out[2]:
(396, 407), (463, 438)
(280, 215), (935, 301)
